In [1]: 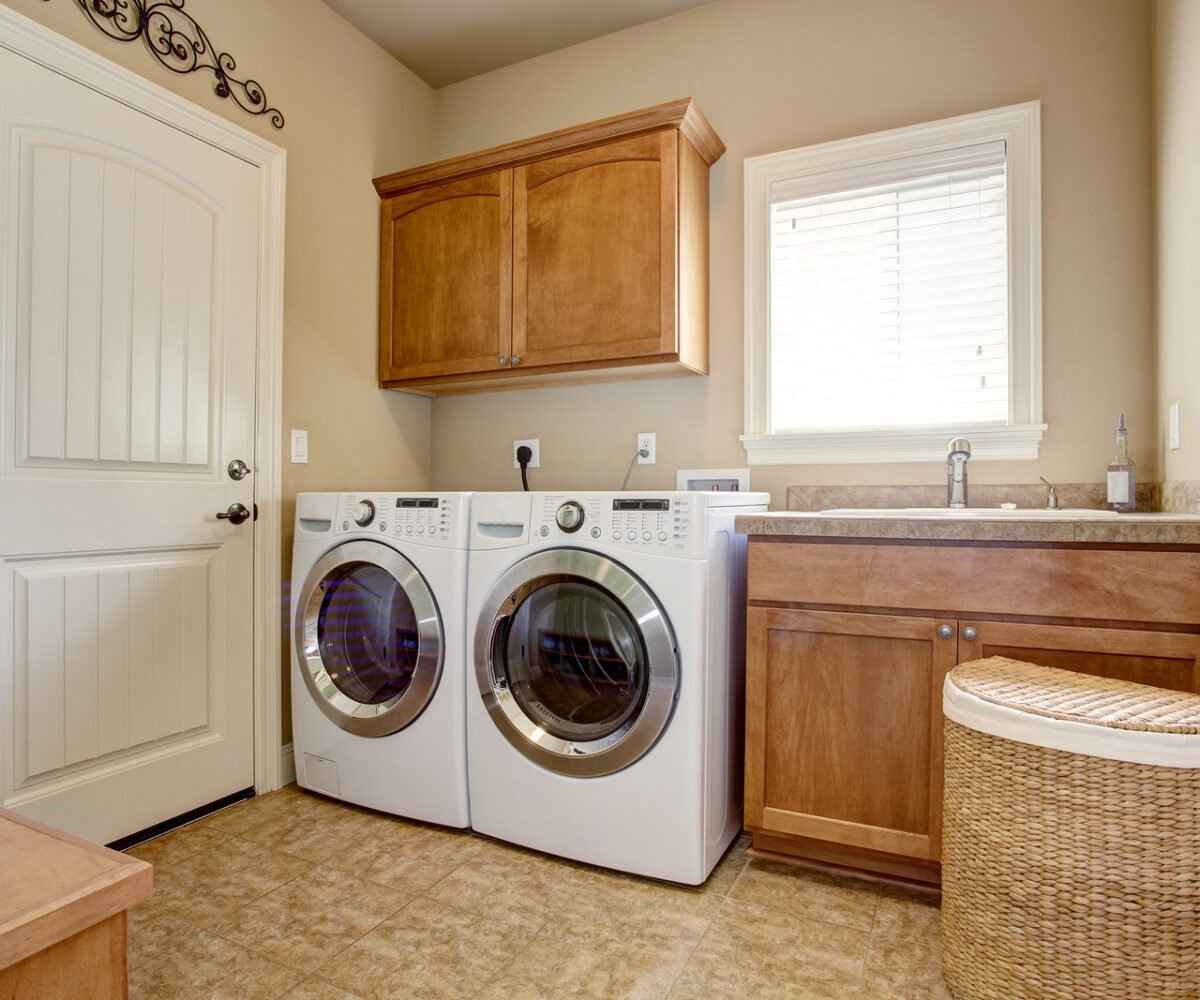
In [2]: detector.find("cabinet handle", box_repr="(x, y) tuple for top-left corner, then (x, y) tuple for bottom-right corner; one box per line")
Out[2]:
(498, 356), (509, 366)
(511, 355), (522, 366)
(962, 626), (979, 641)
(937, 624), (955, 639)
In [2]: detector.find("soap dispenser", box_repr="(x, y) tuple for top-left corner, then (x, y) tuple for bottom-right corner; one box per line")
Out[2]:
(1106, 413), (1137, 512)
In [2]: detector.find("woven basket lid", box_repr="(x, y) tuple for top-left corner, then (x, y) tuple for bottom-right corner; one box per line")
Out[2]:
(944, 657), (1200, 768)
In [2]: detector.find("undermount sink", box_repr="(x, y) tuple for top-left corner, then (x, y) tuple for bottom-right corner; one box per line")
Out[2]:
(819, 507), (1121, 519)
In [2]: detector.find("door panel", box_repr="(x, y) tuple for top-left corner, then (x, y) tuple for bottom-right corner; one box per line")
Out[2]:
(380, 170), (512, 380)
(958, 621), (1200, 693)
(0, 47), (258, 844)
(513, 130), (677, 368)
(746, 608), (956, 860)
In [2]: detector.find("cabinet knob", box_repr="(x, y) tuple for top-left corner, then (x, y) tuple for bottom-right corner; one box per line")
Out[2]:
(498, 356), (509, 366)
(511, 355), (522, 366)
(962, 626), (979, 641)
(937, 624), (955, 639)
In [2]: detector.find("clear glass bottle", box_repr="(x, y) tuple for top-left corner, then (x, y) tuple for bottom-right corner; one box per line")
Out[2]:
(1106, 413), (1137, 512)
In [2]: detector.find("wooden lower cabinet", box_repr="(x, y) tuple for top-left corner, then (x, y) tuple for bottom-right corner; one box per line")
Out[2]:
(746, 609), (954, 865)
(743, 541), (1200, 885)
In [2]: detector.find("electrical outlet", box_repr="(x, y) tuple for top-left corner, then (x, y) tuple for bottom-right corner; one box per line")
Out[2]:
(290, 429), (308, 464)
(513, 438), (541, 468)
(637, 432), (656, 464)
(1169, 402), (1182, 451)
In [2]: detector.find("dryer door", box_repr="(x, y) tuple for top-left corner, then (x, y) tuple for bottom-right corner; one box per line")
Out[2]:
(296, 540), (443, 737)
(476, 548), (679, 777)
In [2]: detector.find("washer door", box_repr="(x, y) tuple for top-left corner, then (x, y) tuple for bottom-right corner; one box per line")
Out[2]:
(296, 540), (443, 738)
(476, 548), (679, 777)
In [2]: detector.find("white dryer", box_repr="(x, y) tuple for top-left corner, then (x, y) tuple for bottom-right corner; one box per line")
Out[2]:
(290, 492), (471, 826)
(466, 490), (769, 884)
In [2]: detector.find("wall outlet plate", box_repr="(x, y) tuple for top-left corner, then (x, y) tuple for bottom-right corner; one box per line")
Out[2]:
(290, 429), (308, 464)
(637, 432), (656, 464)
(1169, 402), (1182, 451)
(513, 438), (541, 468)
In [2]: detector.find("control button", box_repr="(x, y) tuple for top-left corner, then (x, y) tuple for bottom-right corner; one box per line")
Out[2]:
(416, 525), (425, 534)
(613, 531), (622, 541)
(658, 531), (668, 542)
(405, 525), (413, 534)
(642, 531), (652, 542)
(555, 501), (585, 533)
(380, 523), (388, 532)
(353, 499), (375, 527)
(591, 526), (602, 539)
(341, 520), (349, 531)
(539, 525), (550, 538)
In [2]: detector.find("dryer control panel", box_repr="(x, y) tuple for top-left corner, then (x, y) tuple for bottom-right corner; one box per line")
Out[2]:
(335, 493), (468, 547)
(534, 494), (702, 557)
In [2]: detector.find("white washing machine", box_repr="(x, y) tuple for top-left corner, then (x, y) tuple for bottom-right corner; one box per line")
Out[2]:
(290, 491), (471, 826)
(466, 490), (769, 884)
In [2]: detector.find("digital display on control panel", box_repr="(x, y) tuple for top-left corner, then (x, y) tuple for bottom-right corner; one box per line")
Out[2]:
(613, 499), (670, 512)
(396, 498), (439, 508)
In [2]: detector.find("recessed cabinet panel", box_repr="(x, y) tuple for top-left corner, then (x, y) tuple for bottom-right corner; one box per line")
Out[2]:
(379, 171), (512, 381)
(513, 131), (677, 369)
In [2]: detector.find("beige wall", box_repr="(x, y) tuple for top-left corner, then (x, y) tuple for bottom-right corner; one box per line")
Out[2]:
(3, 0), (437, 741)
(427, 0), (1155, 507)
(1154, 0), (1200, 483)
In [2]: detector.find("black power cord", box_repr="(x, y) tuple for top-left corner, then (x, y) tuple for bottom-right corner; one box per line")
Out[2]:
(516, 445), (533, 491)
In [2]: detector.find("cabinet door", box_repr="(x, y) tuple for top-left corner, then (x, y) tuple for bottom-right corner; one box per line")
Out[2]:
(959, 621), (1200, 693)
(512, 130), (677, 369)
(379, 170), (512, 381)
(746, 608), (958, 861)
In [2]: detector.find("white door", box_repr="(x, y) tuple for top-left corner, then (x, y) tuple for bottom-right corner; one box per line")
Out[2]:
(0, 44), (260, 844)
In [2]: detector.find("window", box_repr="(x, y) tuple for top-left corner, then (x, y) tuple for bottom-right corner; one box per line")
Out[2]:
(743, 103), (1044, 464)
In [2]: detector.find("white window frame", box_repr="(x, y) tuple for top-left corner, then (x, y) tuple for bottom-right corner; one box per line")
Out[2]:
(742, 101), (1044, 465)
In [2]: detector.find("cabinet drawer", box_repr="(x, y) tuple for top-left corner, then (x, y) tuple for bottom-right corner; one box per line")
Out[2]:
(748, 541), (1200, 626)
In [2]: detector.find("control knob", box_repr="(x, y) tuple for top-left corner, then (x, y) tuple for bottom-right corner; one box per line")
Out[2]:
(353, 499), (375, 527)
(556, 501), (585, 533)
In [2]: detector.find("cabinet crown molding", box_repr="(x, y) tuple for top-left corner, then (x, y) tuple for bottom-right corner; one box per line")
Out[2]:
(373, 97), (724, 198)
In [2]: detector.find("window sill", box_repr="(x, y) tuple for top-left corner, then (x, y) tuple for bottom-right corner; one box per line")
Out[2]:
(740, 423), (1048, 465)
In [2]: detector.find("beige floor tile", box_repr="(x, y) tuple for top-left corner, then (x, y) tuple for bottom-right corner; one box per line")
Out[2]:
(283, 980), (367, 1000)
(128, 915), (259, 1000)
(671, 897), (871, 999)
(864, 887), (946, 996)
(702, 834), (751, 896)
(728, 858), (882, 931)
(127, 824), (233, 865)
(199, 952), (309, 999)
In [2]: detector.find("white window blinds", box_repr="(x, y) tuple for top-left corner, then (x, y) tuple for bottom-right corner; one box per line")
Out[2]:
(768, 141), (1009, 432)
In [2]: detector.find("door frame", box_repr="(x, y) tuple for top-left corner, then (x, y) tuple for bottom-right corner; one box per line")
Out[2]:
(0, 7), (287, 794)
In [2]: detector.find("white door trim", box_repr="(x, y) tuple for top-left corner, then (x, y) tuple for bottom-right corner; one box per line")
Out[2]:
(0, 6), (287, 794)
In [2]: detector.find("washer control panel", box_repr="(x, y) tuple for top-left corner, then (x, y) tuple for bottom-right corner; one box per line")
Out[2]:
(336, 494), (466, 546)
(536, 494), (700, 556)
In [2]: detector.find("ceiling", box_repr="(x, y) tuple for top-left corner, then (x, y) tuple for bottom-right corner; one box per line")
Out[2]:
(323, 0), (714, 88)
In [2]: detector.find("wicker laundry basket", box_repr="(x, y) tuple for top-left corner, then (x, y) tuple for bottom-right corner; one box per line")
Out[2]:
(941, 656), (1200, 1000)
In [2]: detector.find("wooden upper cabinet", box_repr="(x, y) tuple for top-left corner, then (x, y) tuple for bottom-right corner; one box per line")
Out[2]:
(379, 170), (512, 381)
(372, 99), (723, 393)
(513, 131), (677, 369)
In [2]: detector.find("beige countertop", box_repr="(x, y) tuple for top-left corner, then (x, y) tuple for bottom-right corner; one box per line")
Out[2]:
(735, 509), (1200, 545)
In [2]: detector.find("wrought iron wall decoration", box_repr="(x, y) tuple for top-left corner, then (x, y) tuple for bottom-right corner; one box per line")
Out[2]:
(46, 0), (285, 128)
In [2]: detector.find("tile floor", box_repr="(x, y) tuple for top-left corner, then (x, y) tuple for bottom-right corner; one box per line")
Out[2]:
(125, 785), (949, 1000)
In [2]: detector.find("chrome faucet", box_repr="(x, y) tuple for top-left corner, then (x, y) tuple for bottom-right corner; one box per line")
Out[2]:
(1040, 476), (1060, 510)
(947, 438), (971, 509)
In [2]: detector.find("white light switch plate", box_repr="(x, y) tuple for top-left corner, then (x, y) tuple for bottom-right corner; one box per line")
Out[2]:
(290, 429), (309, 464)
(1169, 402), (1181, 450)
(513, 439), (541, 468)
(637, 432), (656, 464)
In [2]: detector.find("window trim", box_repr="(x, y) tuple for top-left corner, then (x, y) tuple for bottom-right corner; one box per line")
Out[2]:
(742, 101), (1044, 465)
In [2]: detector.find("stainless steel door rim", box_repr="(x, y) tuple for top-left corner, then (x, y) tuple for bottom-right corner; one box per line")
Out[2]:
(476, 547), (679, 777)
(296, 540), (443, 737)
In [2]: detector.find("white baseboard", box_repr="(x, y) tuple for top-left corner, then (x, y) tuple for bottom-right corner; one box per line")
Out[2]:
(279, 743), (296, 786)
